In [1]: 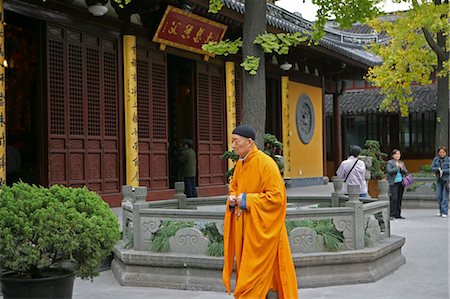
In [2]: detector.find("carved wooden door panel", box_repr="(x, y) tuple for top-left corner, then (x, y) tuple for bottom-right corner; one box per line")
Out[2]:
(196, 62), (226, 186)
(136, 47), (168, 190)
(46, 24), (121, 201)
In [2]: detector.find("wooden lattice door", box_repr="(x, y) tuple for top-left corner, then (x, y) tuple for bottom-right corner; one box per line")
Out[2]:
(196, 62), (226, 186)
(136, 47), (169, 192)
(46, 24), (122, 204)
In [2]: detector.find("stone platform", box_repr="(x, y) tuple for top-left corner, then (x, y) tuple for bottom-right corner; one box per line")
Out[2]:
(112, 234), (405, 290)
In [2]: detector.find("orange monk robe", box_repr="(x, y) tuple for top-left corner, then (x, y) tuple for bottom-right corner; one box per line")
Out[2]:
(222, 145), (298, 299)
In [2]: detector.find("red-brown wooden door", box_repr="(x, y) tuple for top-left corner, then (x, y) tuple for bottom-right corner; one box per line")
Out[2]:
(46, 24), (122, 205)
(196, 62), (226, 188)
(136, 47), (169, 198)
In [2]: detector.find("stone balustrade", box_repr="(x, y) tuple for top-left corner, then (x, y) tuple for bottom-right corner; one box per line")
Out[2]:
(114, 180), (403, 291)
(121, 180), (390, 254)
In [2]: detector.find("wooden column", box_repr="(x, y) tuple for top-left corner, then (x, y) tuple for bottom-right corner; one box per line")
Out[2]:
(281, 76), (290, 178)
(0, 0), (5, 185)
(322, 76), (327, 177)
(123, 35), (139, 187)
(333, 92), (342, 171)
(225, 61), (236, 171)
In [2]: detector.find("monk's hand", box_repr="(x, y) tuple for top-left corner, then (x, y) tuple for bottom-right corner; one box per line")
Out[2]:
(236, 194), (243, 208)
(227, 195), (237, 207)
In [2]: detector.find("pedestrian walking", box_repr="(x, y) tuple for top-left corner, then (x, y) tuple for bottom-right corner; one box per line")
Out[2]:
(386, 149), (409, 219)
(431, 146), (449, 218)
(336, 145), (368, 197)
(223, 124), (298, 299)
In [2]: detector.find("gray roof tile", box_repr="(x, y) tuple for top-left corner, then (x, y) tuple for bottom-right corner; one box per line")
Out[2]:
(324, 85), (437, 115)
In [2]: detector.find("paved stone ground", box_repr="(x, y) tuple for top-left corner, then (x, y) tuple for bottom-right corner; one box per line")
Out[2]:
(2, 184), (447, 299)
(71, 207), (448, 299)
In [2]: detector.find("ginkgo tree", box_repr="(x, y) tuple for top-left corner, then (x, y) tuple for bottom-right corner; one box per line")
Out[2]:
(309, 0), (449, 148)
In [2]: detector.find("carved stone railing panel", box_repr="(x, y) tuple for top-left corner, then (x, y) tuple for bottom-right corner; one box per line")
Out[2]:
(333, 216), (354, 250)
(139, 217), (161, 250)
(364, 214), (382, 244)
(169, 227), (210, 255)
(289, 227), (325, 253)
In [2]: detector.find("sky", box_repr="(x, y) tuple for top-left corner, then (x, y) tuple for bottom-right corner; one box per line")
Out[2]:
(275, 0), (411, 21)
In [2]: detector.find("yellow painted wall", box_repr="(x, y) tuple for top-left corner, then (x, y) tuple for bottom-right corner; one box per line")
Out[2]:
(288, 81), (323, 178)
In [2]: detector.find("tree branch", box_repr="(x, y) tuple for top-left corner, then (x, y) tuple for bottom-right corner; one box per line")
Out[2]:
(422, 28), (446, 60)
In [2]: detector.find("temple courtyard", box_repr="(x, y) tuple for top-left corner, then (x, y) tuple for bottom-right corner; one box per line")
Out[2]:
(70, 184), (448, 299)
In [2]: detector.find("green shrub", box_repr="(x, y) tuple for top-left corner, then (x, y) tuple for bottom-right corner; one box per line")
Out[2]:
(421, 164), (432, 173)
(0, 182), (120, 279)
(361, 140), (387, 180)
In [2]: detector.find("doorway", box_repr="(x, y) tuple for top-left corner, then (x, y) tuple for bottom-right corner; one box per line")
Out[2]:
(167, 55), (196, 188)
(5, 13), (42, 185)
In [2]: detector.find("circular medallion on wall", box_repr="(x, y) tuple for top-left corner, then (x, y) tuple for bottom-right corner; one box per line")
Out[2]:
(296, 94), (315, 144)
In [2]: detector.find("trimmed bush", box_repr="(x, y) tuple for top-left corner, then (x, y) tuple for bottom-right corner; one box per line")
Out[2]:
(0, 182), (120, 279)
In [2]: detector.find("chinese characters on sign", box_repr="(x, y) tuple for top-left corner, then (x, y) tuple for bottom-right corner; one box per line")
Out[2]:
(153, 5), (227, 58)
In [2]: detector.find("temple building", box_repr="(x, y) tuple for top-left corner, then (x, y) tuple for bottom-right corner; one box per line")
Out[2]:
(5, 0), (431, 206)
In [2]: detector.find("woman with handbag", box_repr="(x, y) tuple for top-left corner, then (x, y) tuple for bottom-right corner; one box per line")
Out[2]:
(431, 146), (449, 218)
(386, 149), (409, 220)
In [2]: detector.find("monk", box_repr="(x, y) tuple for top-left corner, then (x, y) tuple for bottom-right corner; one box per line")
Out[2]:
(223, 124), (298, 299)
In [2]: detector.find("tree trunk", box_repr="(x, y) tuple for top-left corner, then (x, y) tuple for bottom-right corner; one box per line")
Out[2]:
(242, 0), (267, 148)
(435, 57), (449, 149)
(434, 30), (449, 149)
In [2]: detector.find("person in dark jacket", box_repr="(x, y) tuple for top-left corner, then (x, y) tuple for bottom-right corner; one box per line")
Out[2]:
(431, 146), (449, 218)
(386, 149), (409, 220)
(178, 139), (198, 198)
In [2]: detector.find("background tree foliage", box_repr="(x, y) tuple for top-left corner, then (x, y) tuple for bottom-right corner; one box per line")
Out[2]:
(310, 0), (449, 147)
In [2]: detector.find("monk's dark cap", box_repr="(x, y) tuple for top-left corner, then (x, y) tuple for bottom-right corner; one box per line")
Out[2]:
(232, 125), (256, 140)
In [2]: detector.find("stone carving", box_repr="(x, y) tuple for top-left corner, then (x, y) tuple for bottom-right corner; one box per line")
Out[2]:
(141, 218), (161, 250)
(296, 94), (315, 144)
(333, 216), (353, 249)
(289, 227), (325, 253)
(142, 218), (161, 234)
(365, 214), (382, 244)
(169, 227), (209, 255)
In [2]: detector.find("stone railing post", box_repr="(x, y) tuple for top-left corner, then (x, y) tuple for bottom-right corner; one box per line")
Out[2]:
(345, 184), (364, 249)
(331, 176), (344, 207)
(377, 180), (389, 201)
(377, 179), (391, 237)
(122, 186), (147, 251)
(175, 181), (187, 209)
(122, 186), (148, 247)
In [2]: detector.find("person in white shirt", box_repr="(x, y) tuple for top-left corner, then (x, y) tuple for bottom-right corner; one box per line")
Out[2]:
(336, 145), (368, 197)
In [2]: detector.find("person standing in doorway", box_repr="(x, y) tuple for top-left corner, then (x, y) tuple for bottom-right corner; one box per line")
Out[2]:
(178, 139), (198, 198)
(223, 124), (298, 299)
(336, 145), (368, 197)
(431, 146), (449, 218)
(386, 149), (409, 220)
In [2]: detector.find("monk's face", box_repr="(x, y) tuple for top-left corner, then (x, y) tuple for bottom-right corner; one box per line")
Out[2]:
(231, 134), (254, 158)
